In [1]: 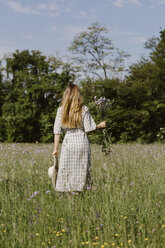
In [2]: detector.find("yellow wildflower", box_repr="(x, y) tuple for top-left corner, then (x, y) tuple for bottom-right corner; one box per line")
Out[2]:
(58, 218), (63, 222)
(114, 233), (119, 237)
(36, 233), (39, 237)
(103, 243), (108, 246)
(85, 241), (90, 244)
(93, 242), (99, 246)
(111, 243), (115, 246)
(95, 236), (99, 240)
(145, 238), (148, 241)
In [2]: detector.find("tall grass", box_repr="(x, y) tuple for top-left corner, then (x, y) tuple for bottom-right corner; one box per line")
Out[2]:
(0, 143), (165, 248)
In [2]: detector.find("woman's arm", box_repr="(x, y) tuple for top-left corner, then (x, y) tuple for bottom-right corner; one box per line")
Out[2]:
(52, 134), (60, 156)
(96, 121), (106, 129)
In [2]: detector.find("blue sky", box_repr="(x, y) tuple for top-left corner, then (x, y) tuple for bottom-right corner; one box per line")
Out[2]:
(0, 0), (165, 66)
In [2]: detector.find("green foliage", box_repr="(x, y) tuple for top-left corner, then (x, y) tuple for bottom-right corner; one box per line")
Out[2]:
(0, 50), (72, 142)
(40, 114), (54, 143)
(157, 127), (165, 143)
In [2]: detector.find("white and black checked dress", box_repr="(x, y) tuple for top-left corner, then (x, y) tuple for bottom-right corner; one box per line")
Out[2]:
(53, 106), (96, 192)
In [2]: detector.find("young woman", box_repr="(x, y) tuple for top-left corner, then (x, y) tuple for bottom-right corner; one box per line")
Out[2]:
(52, 84), (106, 192)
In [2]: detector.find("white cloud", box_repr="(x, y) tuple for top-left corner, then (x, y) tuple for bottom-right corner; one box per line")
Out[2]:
(3, 0), (61, 16)
(37, 1), (59, 11)
(110, 0), (142, 8)
(6, 1), (31, 13)
(37, 3), (48, 11)
(65, 7), (72, 13)
(111, 0), (165, 8)
(79, 11), (87, 19)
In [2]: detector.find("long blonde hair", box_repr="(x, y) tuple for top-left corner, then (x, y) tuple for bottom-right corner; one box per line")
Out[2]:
(61, 84), (84, 128)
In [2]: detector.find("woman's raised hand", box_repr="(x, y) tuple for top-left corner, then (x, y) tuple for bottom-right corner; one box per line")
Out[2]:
(97, 121), (106, 129)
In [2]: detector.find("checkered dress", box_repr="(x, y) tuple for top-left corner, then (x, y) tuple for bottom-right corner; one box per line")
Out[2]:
(53, 105), (96, 192)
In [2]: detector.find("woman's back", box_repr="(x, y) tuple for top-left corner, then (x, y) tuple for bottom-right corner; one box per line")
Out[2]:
(54, 105), (96, 135)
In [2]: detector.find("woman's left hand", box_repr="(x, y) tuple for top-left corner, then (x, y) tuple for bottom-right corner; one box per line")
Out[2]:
(52, 150), (58, 157)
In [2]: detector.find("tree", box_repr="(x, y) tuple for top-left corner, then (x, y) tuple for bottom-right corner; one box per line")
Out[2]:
(0, 63), (3, 116)
(145, 29), (165, 80)
(0, 63), (6, 141)
(1, 50), (72, 142)
(69, 22), (129, 80)
(119, 29), (165, 142)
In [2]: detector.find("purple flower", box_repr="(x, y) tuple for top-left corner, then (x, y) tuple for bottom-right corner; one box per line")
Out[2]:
(46, 190), (50, 193)
(96, 212), (100, 218)
(29, 191), (39, 199)
(71, 192), (79, 195)
(94, 96), (114, 117)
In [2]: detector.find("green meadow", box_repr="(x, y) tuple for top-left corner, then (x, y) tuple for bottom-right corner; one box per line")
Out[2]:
(0, 143), (165, 248)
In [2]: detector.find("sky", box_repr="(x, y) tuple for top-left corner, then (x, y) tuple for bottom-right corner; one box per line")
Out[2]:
(0, 0), (165, 67)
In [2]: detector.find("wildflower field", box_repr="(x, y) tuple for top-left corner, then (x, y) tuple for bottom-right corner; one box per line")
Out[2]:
(0, 143), (165, 248)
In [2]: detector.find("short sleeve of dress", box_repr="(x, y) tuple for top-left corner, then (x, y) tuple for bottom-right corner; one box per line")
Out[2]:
(53, 107), (62, 134)
(83, 106), (97, 133)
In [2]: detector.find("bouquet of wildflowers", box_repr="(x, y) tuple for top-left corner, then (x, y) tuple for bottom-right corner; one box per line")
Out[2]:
(94, 96), (114, 119)
(94, 96), (114, 156)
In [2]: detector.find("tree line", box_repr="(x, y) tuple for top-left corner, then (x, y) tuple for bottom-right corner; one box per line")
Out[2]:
(0, 23), (165, 143)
